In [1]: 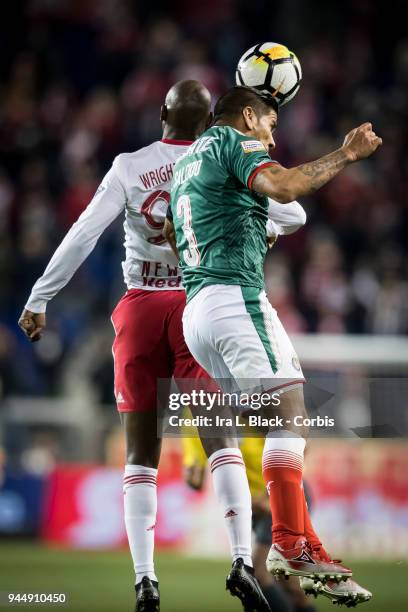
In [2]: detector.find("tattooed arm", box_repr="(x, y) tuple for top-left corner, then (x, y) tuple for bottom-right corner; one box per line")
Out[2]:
(252, 123), (382, 203)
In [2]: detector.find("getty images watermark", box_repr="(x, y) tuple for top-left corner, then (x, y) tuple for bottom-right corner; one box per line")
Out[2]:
(157, 379), (337, 438)
(168, 388), (281, 410)
(157, 377), (408, 439)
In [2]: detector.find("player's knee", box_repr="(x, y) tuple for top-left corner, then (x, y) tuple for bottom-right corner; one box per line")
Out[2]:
(275, 388), (309, 438)
(124, 412), (161, 467)
(199, 437), (238, 458)
(125, 430), (161, 467)
(126, 448), (159, 468)
(285, 406), (309, 438)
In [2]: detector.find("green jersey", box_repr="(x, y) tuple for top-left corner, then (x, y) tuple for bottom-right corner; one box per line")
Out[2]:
(170, 125), (276, 301)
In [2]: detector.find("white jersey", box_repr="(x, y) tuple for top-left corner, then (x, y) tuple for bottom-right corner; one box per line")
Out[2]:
(266, 198), (306, 237)
(25, 139), (192, 313)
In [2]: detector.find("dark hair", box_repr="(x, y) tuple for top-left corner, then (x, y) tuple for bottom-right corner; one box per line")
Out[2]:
(213, 86), (278, 122)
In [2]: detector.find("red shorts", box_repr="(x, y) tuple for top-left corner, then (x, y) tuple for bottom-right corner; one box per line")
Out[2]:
(111, 289), (209, 412)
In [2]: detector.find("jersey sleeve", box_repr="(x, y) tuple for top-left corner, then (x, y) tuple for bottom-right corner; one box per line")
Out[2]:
(25, 157), (127, 313)
(222, 127), (278, 190)
(267, 198), (307, 236)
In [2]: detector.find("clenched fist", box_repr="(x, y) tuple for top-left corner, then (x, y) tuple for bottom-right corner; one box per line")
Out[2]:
(18, 309), (46, 342)
(342, 122), (382, 162)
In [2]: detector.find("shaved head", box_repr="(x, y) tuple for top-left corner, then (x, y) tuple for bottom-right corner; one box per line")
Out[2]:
(161, 80), (212, 140)
(165, 79), (211, 109)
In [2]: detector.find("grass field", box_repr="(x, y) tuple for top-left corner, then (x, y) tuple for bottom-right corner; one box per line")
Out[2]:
(0, 543), (406, 611)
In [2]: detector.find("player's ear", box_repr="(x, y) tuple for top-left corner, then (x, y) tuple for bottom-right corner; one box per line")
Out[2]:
(242, 106), (255, 130)
(160, 105), (168, 123)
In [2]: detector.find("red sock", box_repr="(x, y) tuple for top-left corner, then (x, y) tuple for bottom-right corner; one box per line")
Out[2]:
(262, 436), (306, 549)
(302, 487), (321, 549)
(302, 487), (330, 560)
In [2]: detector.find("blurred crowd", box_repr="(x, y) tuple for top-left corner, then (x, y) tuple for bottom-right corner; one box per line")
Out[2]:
(0, 0), (407, 399)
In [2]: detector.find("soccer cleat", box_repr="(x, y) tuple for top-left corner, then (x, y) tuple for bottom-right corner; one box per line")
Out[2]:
(266, 537), (352, 584)
(300, 576), (372, 607)
(226, 558), (271, 612)
(135, 577), (160, 612)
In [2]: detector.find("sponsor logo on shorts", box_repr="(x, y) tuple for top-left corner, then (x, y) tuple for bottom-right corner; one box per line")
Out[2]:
(224, 509), (238, 518)
(241, 140), (265, 153)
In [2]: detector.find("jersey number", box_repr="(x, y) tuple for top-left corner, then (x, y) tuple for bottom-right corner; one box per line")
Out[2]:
(176, 195), (201, 267)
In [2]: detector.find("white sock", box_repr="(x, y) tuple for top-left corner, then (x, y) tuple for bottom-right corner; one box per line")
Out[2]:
(262, 430), (306, 494)
(123, 465), (158, 585)
(209, 448), (253, 567)
(263, 429), (306, 457)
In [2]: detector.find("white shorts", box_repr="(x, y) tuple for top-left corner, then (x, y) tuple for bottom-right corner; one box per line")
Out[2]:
(182, 284), (305, 394)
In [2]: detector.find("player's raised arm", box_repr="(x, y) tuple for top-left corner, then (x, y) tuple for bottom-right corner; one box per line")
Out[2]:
(252, 123), (382, 203)
(212, 87), (381, 204)
(19, 158), (127, 342)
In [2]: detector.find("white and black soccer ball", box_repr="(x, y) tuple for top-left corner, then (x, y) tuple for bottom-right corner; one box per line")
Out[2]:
(236, 42), (302, 107)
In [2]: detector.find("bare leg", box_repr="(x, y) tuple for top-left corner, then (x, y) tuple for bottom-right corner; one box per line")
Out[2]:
(122, 411), (162, 467)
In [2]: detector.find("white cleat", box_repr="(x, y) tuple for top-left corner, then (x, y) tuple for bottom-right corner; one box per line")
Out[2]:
(300, 576), (372, 607)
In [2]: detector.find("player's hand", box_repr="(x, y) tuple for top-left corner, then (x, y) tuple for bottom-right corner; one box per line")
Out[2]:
(342, 123), (382, 162)
(184, 463), (206, 491)
(18, 309), (46, 342)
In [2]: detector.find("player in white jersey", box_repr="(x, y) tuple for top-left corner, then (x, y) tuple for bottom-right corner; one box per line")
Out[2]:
(18, 81), (273, 612)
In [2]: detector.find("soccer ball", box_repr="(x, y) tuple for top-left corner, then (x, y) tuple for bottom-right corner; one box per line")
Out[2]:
(236, 42), (302, 107)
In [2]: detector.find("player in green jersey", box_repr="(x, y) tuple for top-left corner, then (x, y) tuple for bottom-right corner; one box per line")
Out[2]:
(165, 86), (381, 592)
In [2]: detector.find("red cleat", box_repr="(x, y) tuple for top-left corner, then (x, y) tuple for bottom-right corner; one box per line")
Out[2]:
(266, 537), (352, 584)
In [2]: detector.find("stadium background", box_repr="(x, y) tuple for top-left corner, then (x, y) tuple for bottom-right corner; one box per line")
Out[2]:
(0, 1), (407, 611)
